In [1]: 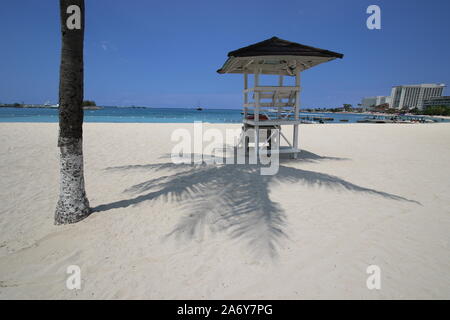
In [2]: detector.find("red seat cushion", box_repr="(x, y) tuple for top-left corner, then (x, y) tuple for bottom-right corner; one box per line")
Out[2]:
(246, 114), (269, 120)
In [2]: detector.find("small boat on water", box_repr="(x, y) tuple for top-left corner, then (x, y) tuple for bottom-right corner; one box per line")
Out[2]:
(339, 119), (349, 122)
(357, 114), (439, 124)
(312, 116), (333, 121)
(195, 100), (203, 111)
(393, 119), (413, 124)
(360, 119), (392, 123)
(357, 116), (394, 123)
(83, 105), (102, 110)
(300, 120), (318, 124)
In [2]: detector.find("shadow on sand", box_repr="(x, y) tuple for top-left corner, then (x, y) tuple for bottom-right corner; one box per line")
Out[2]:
(92, 150), (420, 258)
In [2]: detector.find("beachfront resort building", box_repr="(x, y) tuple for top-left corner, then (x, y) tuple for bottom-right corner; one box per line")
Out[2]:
(362, 83), (446, 110)
(390, 83), (445, 110)
(361, 96), (391, 108)
(422, 96), (450, 108)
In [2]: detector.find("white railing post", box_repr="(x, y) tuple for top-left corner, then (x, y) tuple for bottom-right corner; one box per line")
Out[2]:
(254, 70), (260, 159)
(244, 73), (248, 120)
(293, 71), (300, 153)
(277, 74), (284, 118)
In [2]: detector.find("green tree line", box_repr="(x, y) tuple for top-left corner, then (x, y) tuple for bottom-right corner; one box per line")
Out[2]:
(82, 100), (96, 107)
(410, 105), (450, 116)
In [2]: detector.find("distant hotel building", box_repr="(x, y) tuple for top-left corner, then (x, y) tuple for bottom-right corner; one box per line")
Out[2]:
(390, 83), (445, 110)
(361, 83), (445, 110)
(423, 96), (450, 108)
(361, 96), (390, 108)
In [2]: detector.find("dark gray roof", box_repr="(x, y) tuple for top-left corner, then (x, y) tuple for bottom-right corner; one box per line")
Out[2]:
(227, 36), (343, 59)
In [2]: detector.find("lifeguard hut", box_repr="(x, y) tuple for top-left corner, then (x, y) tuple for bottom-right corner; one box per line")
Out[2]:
(217, 37), (343, 158)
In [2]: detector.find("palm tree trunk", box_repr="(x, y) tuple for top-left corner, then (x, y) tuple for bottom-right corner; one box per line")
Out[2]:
(55, 0), (90, 224)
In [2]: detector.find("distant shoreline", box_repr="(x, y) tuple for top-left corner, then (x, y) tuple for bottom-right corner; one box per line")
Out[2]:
(0, 105), (102, 110)
(1, 105), (448, 121)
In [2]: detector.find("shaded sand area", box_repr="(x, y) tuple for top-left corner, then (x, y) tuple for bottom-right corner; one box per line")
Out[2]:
(0, 123), (449, 299)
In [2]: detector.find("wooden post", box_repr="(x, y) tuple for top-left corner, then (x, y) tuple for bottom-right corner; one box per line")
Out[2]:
(244, 73), (248, 119)
(293, 71), (300, 156)
(254, 70), (260, 159)
(243, 72), (249, 155)
(277, 74), (283, 118)
(254, 70), (260, 122)
(278, 75), (283, 86)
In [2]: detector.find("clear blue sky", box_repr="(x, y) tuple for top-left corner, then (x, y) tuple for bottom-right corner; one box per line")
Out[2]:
(1, 0), (449, 108)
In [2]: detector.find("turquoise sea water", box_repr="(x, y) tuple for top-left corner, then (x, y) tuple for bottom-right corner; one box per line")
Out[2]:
(0, 107), (244, 123)
(0, 107), (446, 123)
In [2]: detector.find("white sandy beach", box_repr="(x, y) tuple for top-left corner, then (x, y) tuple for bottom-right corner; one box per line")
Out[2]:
(0, 122), (449, 299)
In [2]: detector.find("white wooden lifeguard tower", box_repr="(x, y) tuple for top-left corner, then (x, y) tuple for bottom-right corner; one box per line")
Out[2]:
(217, 37), (343, 159)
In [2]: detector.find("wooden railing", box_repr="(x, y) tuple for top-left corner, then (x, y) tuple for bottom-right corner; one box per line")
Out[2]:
(243, 86), (300, 122)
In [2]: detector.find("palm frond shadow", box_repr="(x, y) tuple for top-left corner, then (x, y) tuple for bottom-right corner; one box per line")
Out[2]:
(93, 150), (420, 258)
